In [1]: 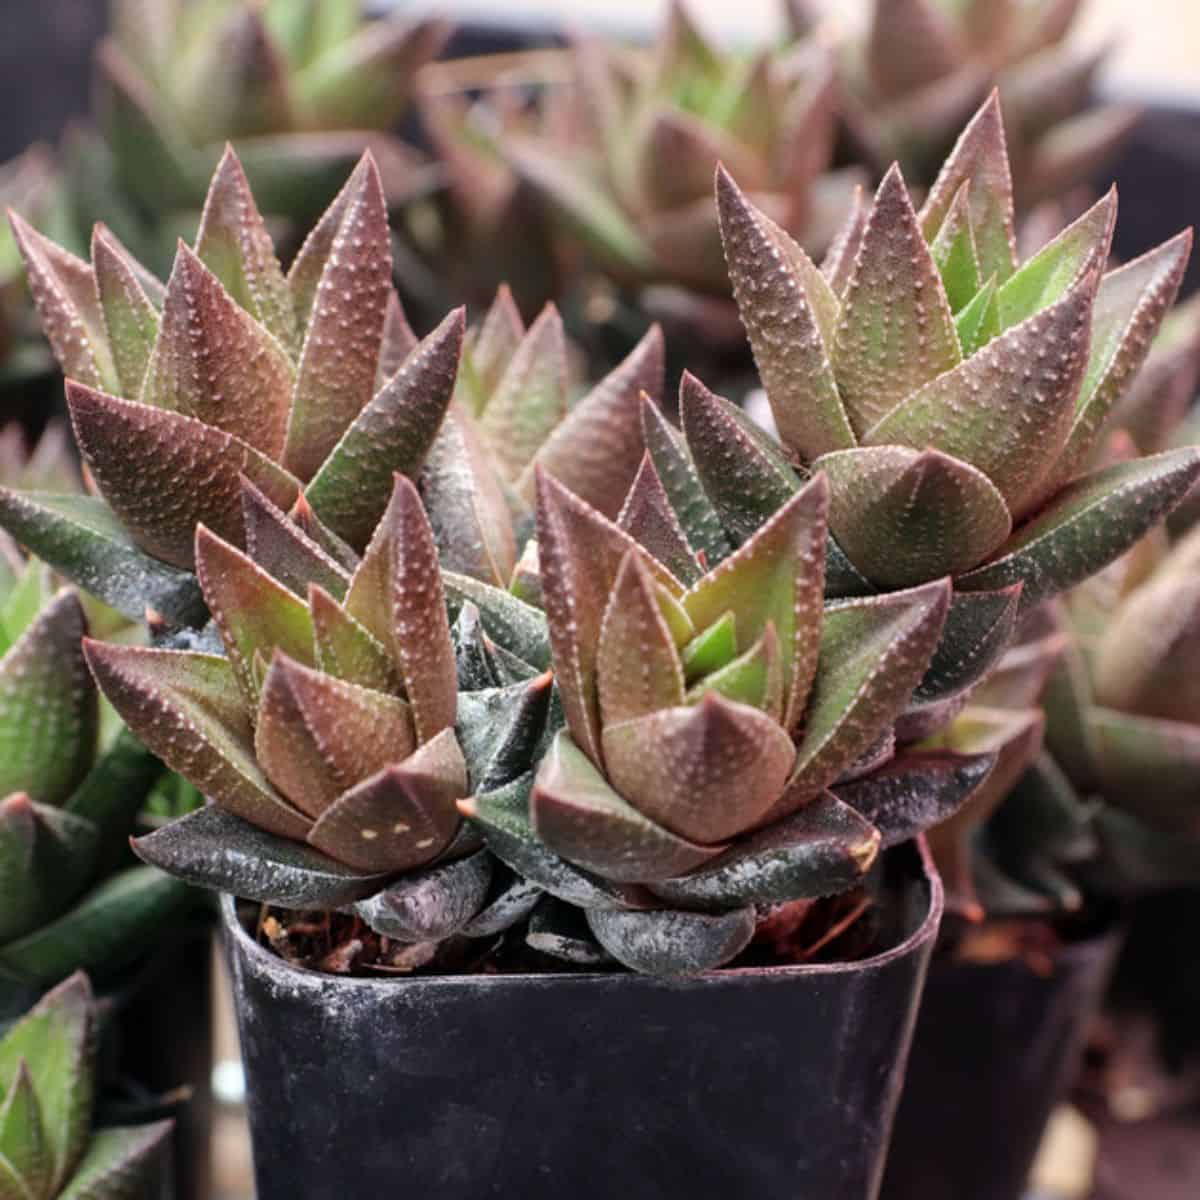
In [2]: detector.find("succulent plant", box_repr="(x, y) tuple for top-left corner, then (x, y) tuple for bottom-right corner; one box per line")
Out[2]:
(0, 538), (193, 1019)
(496, 1), (862, 347)
(707, 94), (1198, 660)
(0, 972), (172, 1198)
(460, 466), (997, 975)
(95, 475), (552, 954)
(0, 146), (468, 629)
(61, 0), (448, 272)
(819, 0), (1139, 200)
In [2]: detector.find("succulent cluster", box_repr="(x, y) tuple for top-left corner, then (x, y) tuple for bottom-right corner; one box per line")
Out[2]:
(63, 0), (448, 271)
(0, 973), (172, 1198)
(825, 0), (1138, 199)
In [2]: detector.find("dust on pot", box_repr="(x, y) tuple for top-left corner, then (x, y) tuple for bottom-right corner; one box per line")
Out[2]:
(223, 841), (941, 1200)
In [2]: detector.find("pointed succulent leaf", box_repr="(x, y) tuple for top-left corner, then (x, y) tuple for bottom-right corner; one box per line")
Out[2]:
(835, 750), (996, 846)
(681, 611), (736, 683)
(8, 212), (116, 391)
(866, 0), (963, 98)
(420, 410), (517, 589)
(686, 624), (783, 719)
(68, 383), (300, 570)
(454, 674), (554, 795)
(0, 973), (93, 1194)
(196, 527), (315, 704)
(586, 905), (756, 976)
(929, 183), (981, 311)
(834, 165), (962, 436)
(531, 731), (722, 883)
(0, 1062), (49, 1199)
(306, 308), (465, 549)
(994, 189), (1116, 330)
(780, 581), (951, 812)
(865, 273), (1094, 517)
(83, 641), (309, 839)
(458, 870), (543, 939)
(283, 155), (392, 481)
(716, 167), (855, 460)
(519, 325), (664, 518)
(344, 477), (458, 742)
(958, 450), (1200, 611)
(142, 244), (294, 461)
(682, 476), (828, 728)
(1046, 231), (1193, 494)
(817, 446), (1012, 588)
(463, 774), (653, 911)
(954, 274), (1000, 355)
(460, 286), (524, 412)
(535, 471), (682, 763)
(255, 653), (415, 819)
(603, 694), (797, 844)
(680, 372), (803, 545)
(193, 146), (296, 352)
(616, 454), (700, 585)
(56, 1120), (173, 1200)
(354, 849), (492, 942)
(820, 183), (868, 297)
(91, 225), (159, 396)
(376, 289), (419, 392)
(306, 728), (466, 871)
(133, 805), (390, 906)
(241, 479), (350, 600)
(919, 93), (1018, 284)
(443, 572), (550, 671)
(640, 398), (730, 565)
(648, 791), (879, 911)
(0, 490), (206, 626)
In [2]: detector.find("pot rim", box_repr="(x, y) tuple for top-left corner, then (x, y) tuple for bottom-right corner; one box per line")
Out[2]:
(220, 837), (944, 992)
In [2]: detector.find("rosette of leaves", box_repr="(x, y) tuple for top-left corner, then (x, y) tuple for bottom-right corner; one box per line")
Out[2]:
(423, 285), (664, 590)
(461, 466), (999, 975)
(816, 0), (1138, 199)
(95, 475), (552, 951)
(0, 541), (193, 1020)
(500, 1), (862, 347)
(0, 146), (469, 632)
(63, 0), (449, 272)
(702, 94), (1199, 719)
(0, 973), (173, 1198)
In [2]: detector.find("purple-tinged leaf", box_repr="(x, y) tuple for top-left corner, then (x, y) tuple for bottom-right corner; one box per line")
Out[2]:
(308, 584), (399, 695)
(518, 324), (663, 518)
(958, 449), (1200, 611)
(920, 92), (1017, 283)
(532, 731), (722, 882)
(455, 673), (554, 794)
(585, 904), (756, 976)
(82, 641), (309, 840)
(818, 445), (1012, 588)
(344, 476), (458, 743)
(305, 307), (464, 549)
(195, 527), (315, 704)
(283, 155), (392, 481)
(142, 244), (294, 460)
(649, 790), (879, 909)
(459, 286), (524, 413)
(865, 272), (1094, 517)
(833, 165), (962, 436)
(193, 145), (296, 353)
(9, 212), (115, 390)
(68, 383), (300, 569)
(820, 183), (868, 297)
(603, 693), (797, 844)
(241, 478), (350, 601)
(644, 107), (765, 211)
(91, 224), (158, 397)
(376, 288), (419, 391)
(867, 0), (963, 100)
(132, 805), (389, 907)
(616, 454), (699, 585)
(353, 849), (492, 942)
(306, 727), (466, 871)
(716, 167), (855, 460)
(255, 652), (415, 819)
(774, 580), (951, 815)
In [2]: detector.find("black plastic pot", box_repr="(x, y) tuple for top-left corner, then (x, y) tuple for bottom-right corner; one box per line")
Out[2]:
(879, 922), (1123, 1200)
(223, 842), (941, 1200)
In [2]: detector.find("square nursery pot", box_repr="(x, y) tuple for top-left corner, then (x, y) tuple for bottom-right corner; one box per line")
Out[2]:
(222, 842), (942, 1200)
(879, 919), (1124, 1200)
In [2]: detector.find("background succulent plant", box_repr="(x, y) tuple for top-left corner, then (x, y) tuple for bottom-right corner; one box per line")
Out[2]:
(58, 0), (448, 273)
(819, 0), (1138, 200)
(0, 972), (172, 1198)
(0, 536), (193, 1020)
(461, 467), (996, 975)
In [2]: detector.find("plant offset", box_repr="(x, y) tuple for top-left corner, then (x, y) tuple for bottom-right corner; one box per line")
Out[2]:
(2, 87), (1196, 977)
